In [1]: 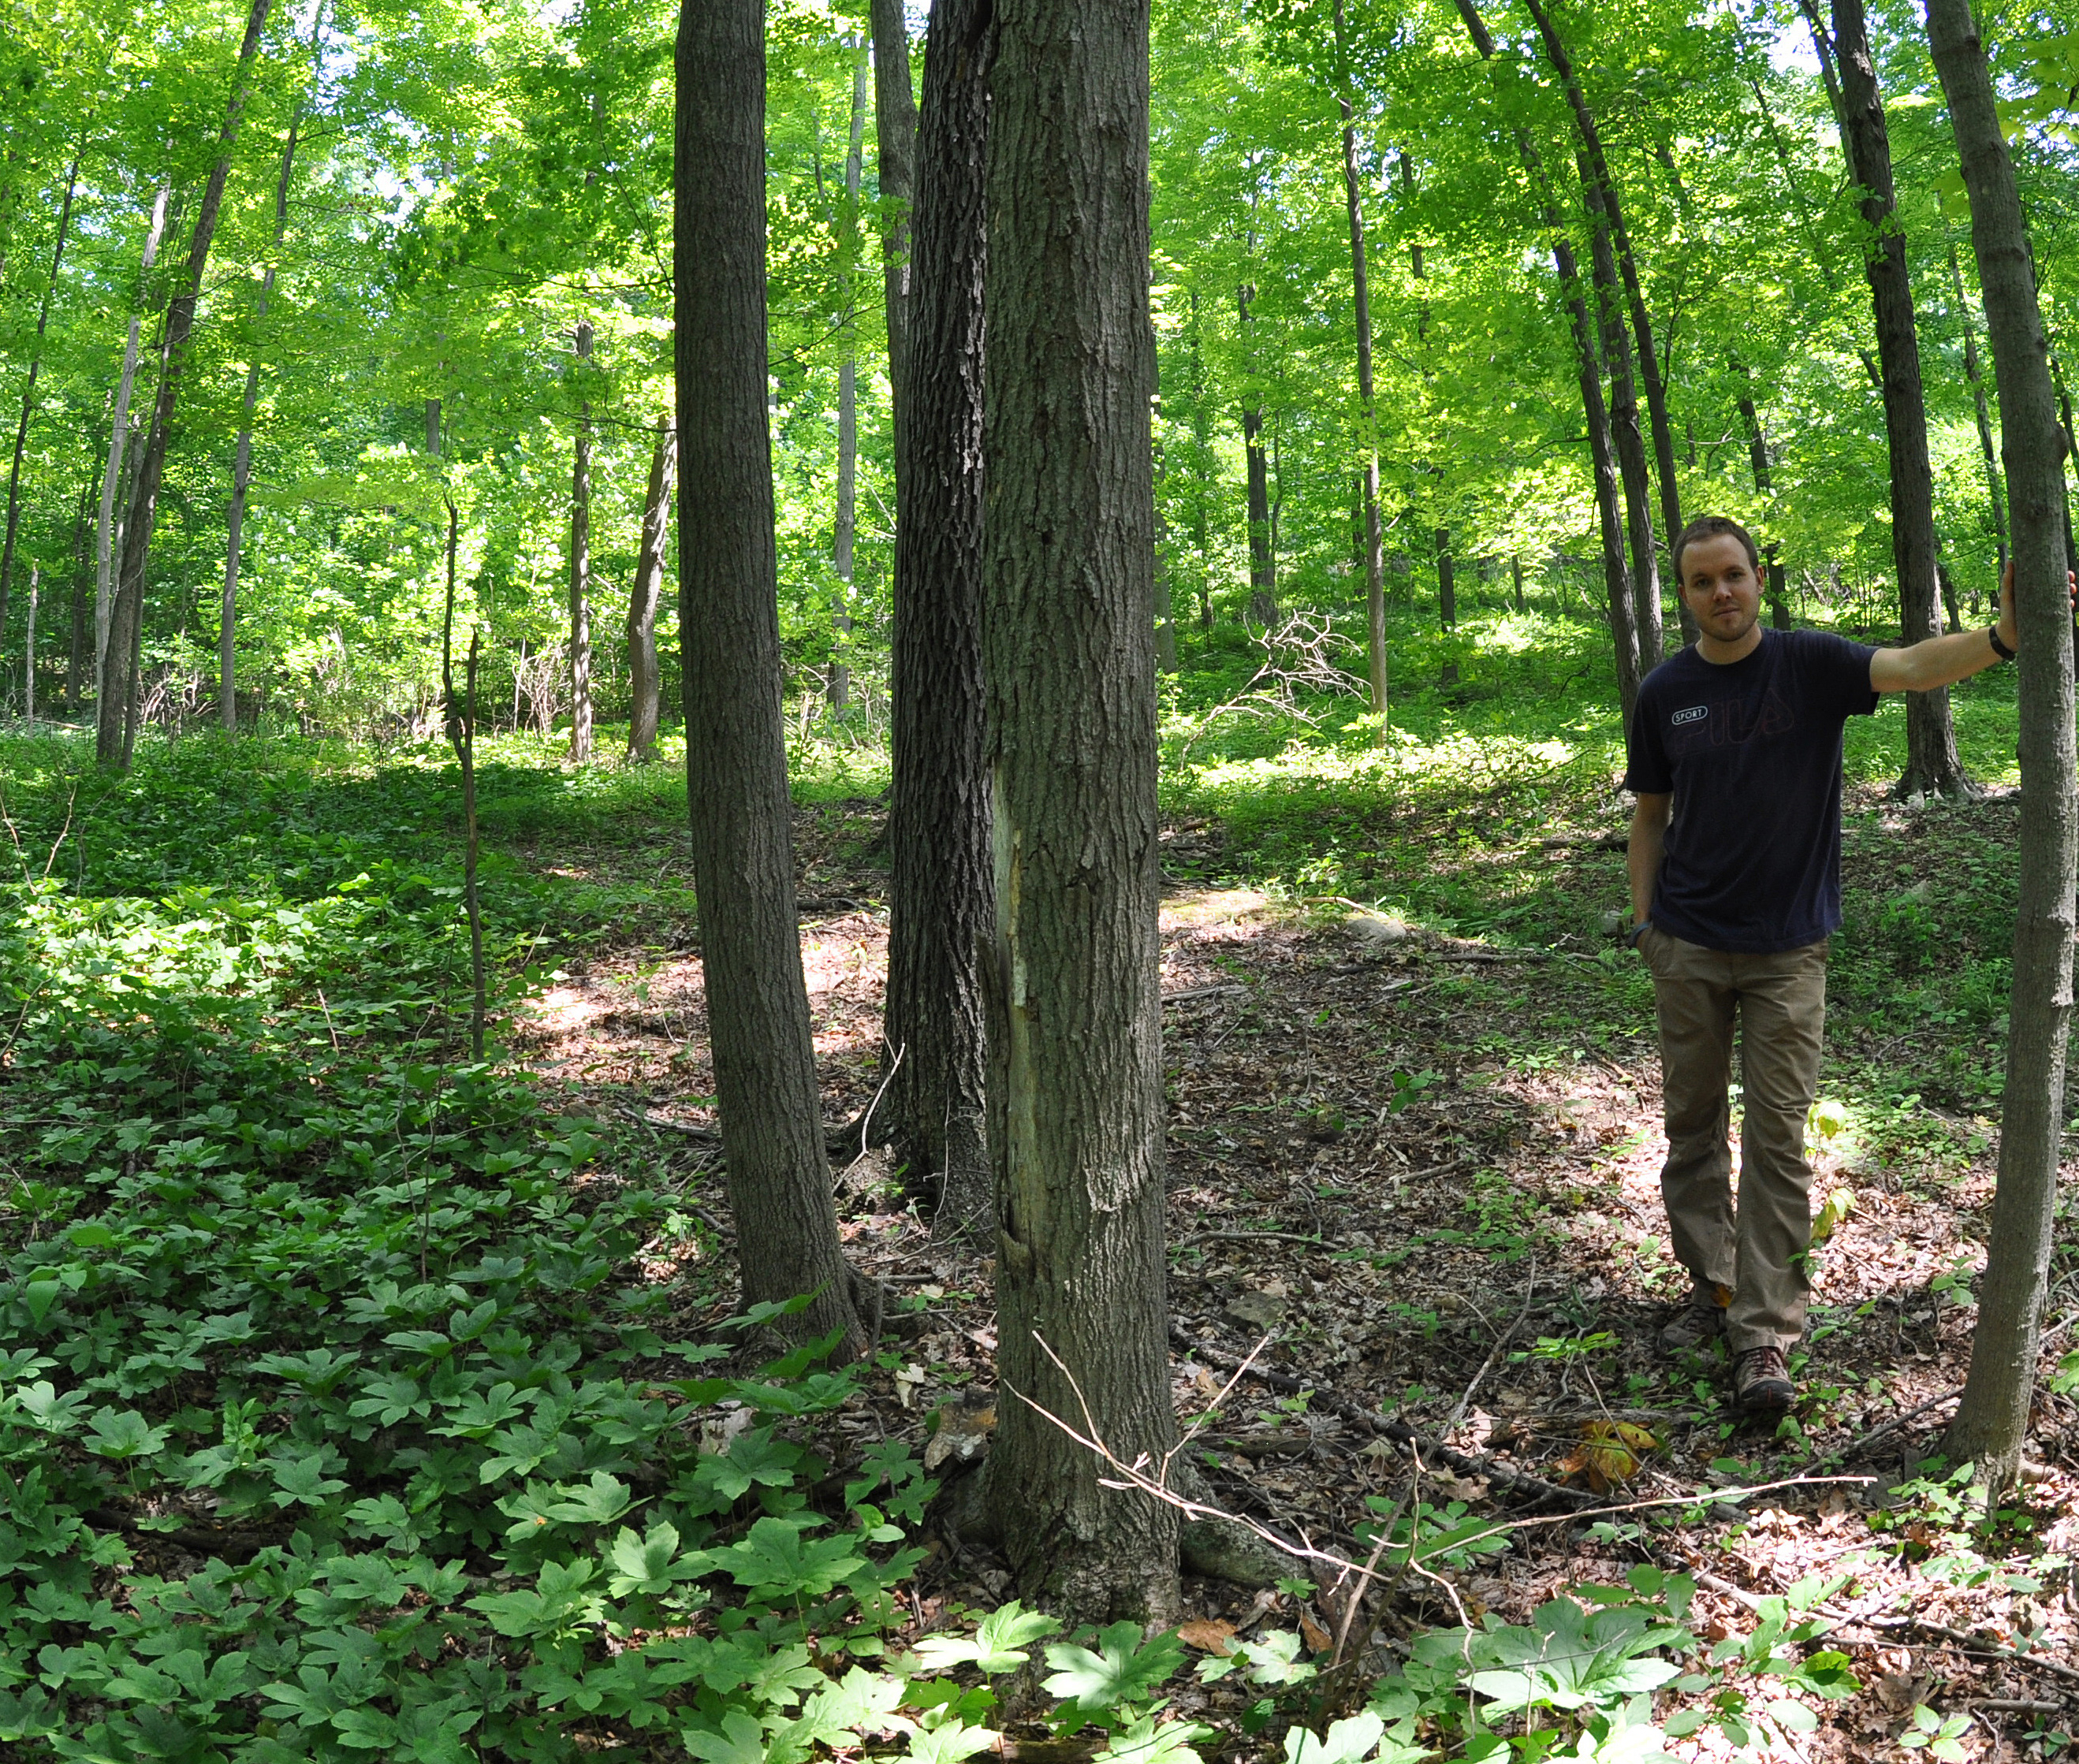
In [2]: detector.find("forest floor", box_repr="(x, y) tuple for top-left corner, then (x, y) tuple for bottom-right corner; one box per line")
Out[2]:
(501, 748), (2079, 1763)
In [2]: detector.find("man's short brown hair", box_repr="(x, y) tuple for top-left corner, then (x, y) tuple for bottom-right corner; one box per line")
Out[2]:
(1673, 515), (1760, 583)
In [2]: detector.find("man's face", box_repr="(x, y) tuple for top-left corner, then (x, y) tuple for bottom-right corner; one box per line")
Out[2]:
(1679, 534), (1763, 645)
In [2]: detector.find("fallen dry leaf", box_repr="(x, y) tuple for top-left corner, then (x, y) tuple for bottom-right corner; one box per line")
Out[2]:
(1298, 1611), (1332, 1654)
(1177, 1618), (1238, 1655)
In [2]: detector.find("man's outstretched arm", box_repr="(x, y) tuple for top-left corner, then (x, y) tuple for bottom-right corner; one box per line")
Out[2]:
(1869, 562), (2074, 693)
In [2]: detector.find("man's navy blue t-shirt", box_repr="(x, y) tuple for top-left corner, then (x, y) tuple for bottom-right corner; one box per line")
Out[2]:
(1623, 629), (1878, 954)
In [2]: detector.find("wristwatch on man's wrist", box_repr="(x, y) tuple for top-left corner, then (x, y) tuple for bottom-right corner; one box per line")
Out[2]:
(1988, 623), (2017, 661)
(1624, 920), (1651, 949)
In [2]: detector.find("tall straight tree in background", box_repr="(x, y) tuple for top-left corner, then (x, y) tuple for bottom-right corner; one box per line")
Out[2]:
(568, 317), (594, 761)
(828, 39), (867, 713)
(1332, 0), (1384, 728)
(1828, 0), (1967, 798)
(979, 0), (1179, 1619)
(1924, 0), (2077, 1493)
(94, 184), (168, 694)
(884, 0), (995, 1235)
(1734, 363), (1794, 628)
(677, 0), (872, 1357)
(870, 0), (915, 445)
(1947, 232), (2008, 575)
(222, 16), (319, 733)
(0, 134), (81, 656)
(99, 0), (273, 768)
(626, 410), (674, 761)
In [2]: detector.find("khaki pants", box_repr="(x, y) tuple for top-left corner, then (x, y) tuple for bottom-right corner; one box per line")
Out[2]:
(1639, 925), (1828, 1355)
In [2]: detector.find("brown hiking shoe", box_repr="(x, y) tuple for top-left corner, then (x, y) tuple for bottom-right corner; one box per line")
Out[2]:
(1657, 1282), (1729, 1356)
(1734, 1345), (1795, 1412)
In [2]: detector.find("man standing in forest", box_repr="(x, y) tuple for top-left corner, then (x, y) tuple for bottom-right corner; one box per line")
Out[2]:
(1623, 515), (2051, 1412)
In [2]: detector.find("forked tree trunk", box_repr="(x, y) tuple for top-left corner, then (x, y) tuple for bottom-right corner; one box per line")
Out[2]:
(676, 0), (871, 1358)
(1332, 0), (1386, 730)
(870, 0), (916, 405)
(1451, 0), (1637, 716)
(1834, 0), (1969, 798)
(1924, 0), (2077, 1492)
(1734, 367), (1794, 629)
(1947, 232), (2009, 574)
(1582, 162), (1664, 672)
(829, 39), (867, 714)
(885, 0), (995, 1236)
(1522, 0), (1678, 651)
(222, 44), (314, 735)
(568, 318), (594, 761)
(0, 136), (82, 653)
(99, 0), (274, 769)
(626, 411), (675, 761)
(979, 0), (1179, 1623)
(95, 186), (169, 695)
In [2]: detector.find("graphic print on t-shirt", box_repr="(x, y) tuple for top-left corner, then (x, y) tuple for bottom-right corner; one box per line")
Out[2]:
(1666, 687), (1796, 754)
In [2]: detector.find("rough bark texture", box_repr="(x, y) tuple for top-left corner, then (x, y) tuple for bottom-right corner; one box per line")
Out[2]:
(1947, 233), (2009, 573)
(1333, 0), (1386, 728)
(99, 0), (273, 768)
(1582, 164), (1661, 674)
(1924, 0), (2077, 1490)
(885, 0), (995, 1237)
(222, 91), (307, 735)
(568, 318), (594, 761)
(829, 42), (867, 713)
(1834, 0), (1968, 798)
(870, 0), (916, 429)
(1735, 369), (1794, 629)
(626, 411), (675, 761)
(95, 187), (168, 694)
(677, 0), (870, 1359)
(979, 0), (1179, 1622)
(1522, 0), (1672, 662)
(0, 140), (80, 655)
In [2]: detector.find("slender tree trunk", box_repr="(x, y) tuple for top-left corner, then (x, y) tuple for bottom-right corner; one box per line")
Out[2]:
(99, 0), (274, 769)
(1734, 367), (1794, 629)
(0, 137), (82, 653)
(222, 73), (311, 736)
(1924, 0), (2077, 1491)
(23, 566), (36, 724)
(676, 0), (870, 1356)
(1332, 0), (1386, 731)
(95, 187), (169, 698)
(67, 478), (89, 710)
(626, 411), (675, 761)
(829, 39), (867, 714)
(870, 0), (916, 435)
(1511, 553), (1525, 612)
(1582, 161), (1664, 671)
(568, 318), (594, 761)
(1832, 0), (1968, 798)
(979, 0), (1179, 1623)
(885, 0), (995, 1235)
(1451, 0), (1637, 715)
(1188, 293), (1213, 629)
(1239, 283), (1276, 626)
(1947, 232), (2010, 573)
(1522, 0), (1678, 651)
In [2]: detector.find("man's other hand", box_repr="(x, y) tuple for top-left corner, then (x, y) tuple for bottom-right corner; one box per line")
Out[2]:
(1996, 557), (2079, 653)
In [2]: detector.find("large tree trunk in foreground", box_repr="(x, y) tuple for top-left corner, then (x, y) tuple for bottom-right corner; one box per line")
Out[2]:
(871, 0), (916, 441)
(1835, 0), (1968, 798)
(1924, 0), (2077, 1493)
(222, 78), (310, 735)
(95, 187), (169, 698)
(626, 411), (675, 761)
(979, 0), (1179, 1622)
(885, 0), (995, 1237)
(99, 0), (273, 769)
(568, 318), (594, 761)
(1333, 0), (1386, 730)
(0, 138), (81, 655)
(678, 0), (870, 1359)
